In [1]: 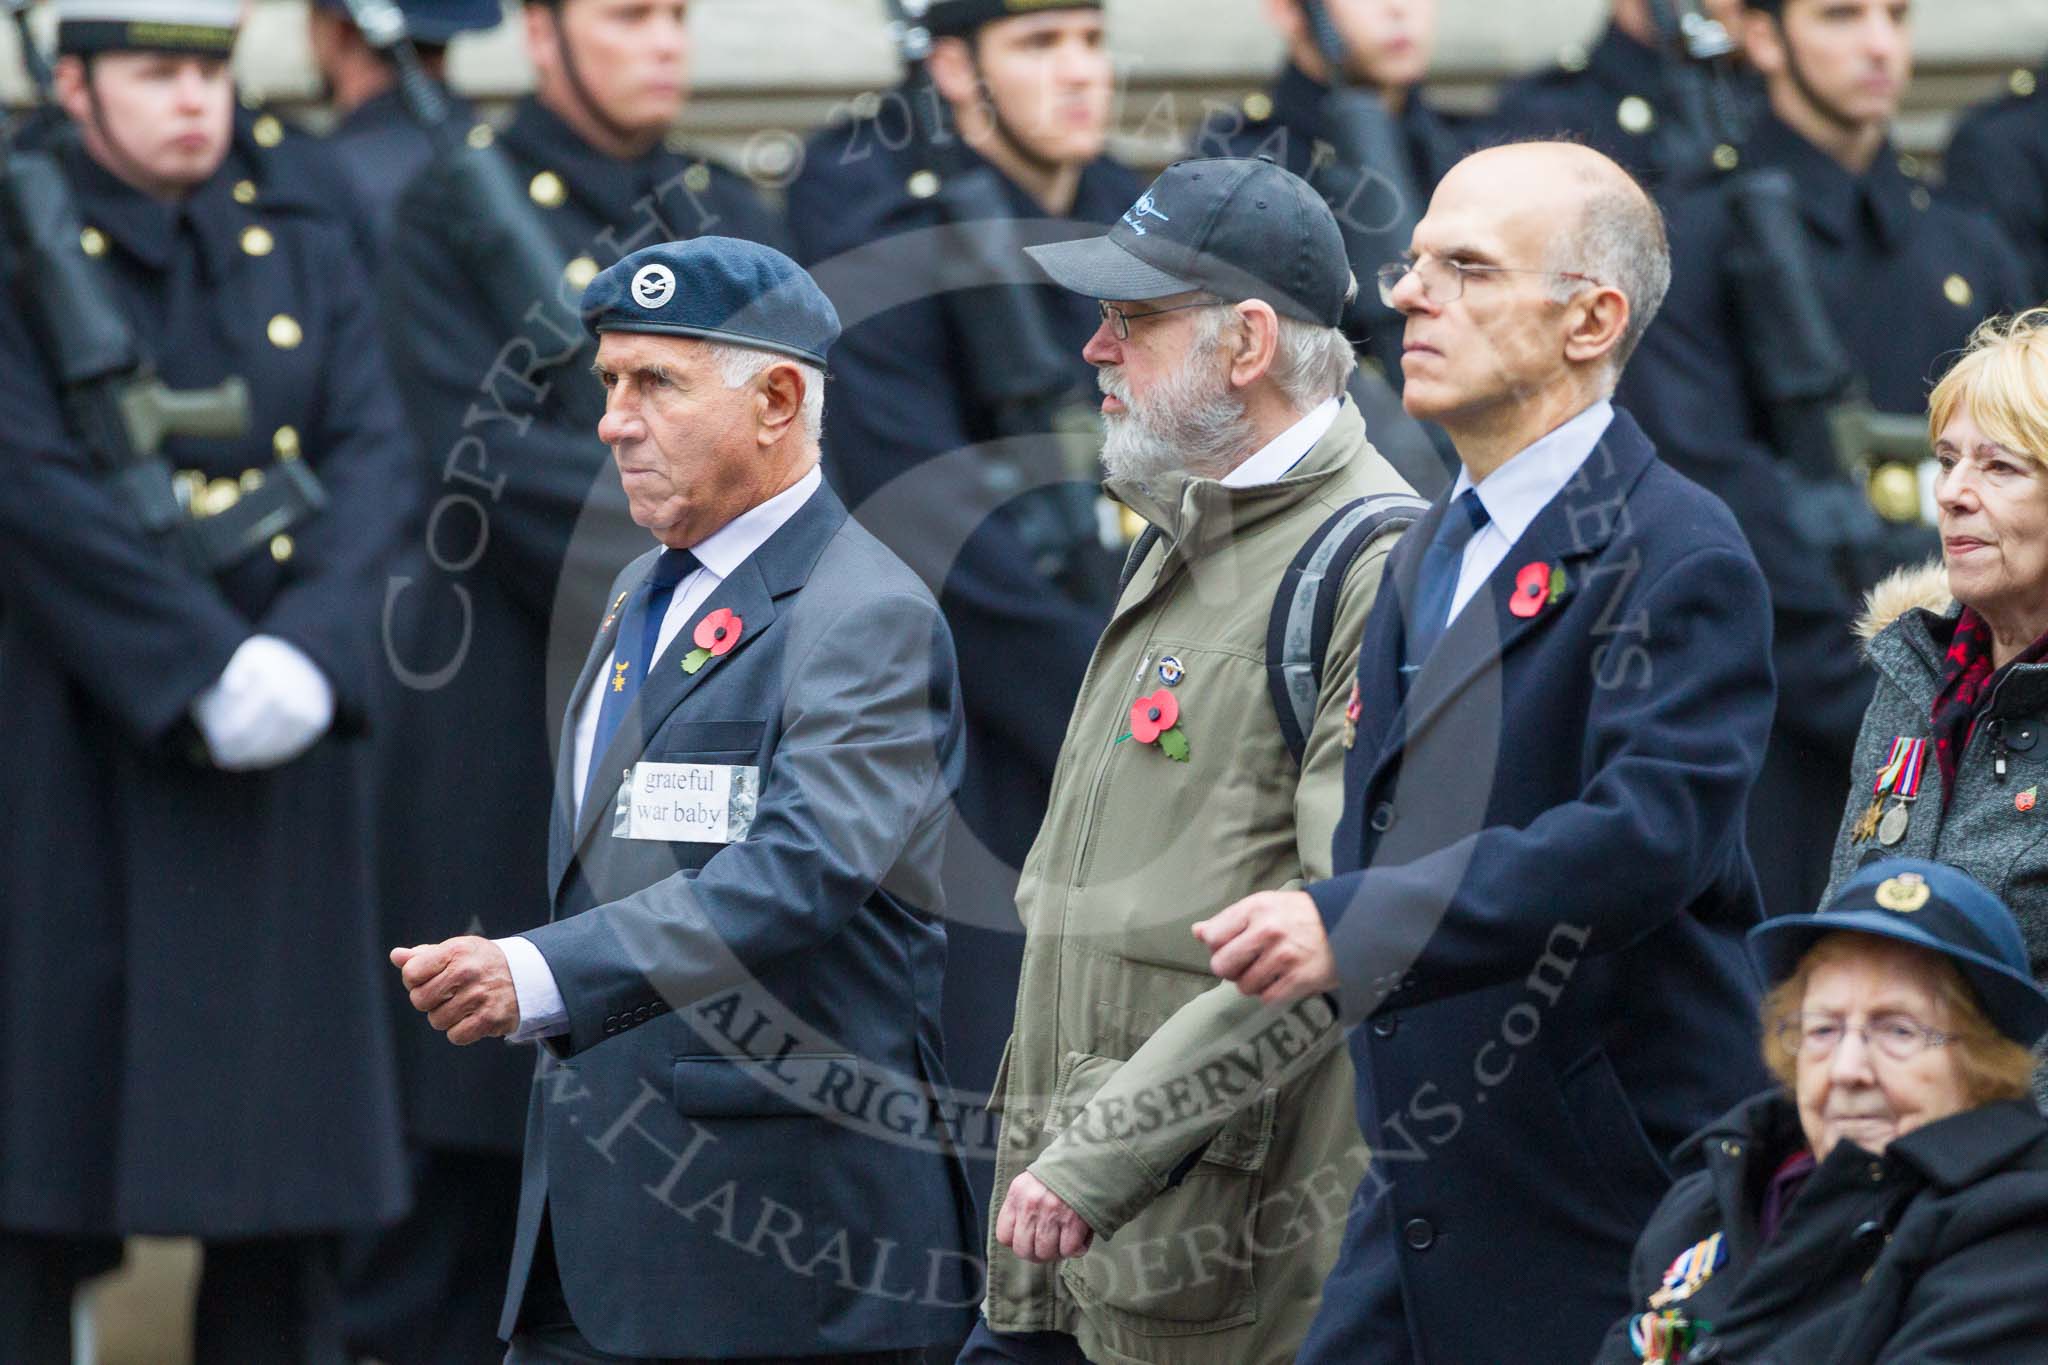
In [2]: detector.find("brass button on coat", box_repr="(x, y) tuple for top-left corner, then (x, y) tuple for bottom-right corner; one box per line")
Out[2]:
(252, 114), (283, 148)
(564, 256), (599, 289)
(240, 225), (274, 257)
(79, 226), (106, 256)
(267, 314), (303, 350)
(529, 171), (566, 208)
(273, 425), (300, 459)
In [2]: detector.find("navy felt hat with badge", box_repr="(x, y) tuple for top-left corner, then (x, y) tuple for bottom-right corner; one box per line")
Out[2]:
(1749, 858), (2048, 1046)
(581, 238), (840, 369)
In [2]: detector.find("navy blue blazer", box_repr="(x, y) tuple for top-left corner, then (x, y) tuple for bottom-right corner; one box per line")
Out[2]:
(1299, 409), (1778, 1365)
(499, 483), (980, 1357)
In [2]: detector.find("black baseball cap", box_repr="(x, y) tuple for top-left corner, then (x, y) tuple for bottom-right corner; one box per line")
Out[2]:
(925, 0), (1102, 38)
(1024, 157), (1356, 326)
(1749, 858), (2048, 1047)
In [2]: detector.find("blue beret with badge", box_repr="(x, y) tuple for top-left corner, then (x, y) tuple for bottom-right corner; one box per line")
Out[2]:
(580, 237), (841, 370)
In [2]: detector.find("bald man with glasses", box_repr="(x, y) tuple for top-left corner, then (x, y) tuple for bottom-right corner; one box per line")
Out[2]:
(1197, 141), (1780, 1365)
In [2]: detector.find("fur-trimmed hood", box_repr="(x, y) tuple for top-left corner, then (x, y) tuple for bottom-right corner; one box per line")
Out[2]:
(1855, 559), (1952, 643)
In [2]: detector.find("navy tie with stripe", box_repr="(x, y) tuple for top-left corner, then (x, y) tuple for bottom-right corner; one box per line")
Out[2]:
(1401, 489), (1489, 694)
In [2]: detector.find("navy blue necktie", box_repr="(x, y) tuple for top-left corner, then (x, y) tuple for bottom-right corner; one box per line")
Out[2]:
(585, 548), (700, 811)
(1402, 489), (1490, 692)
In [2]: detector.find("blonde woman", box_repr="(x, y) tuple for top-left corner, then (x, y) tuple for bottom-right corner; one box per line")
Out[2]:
(1825, 309), (2048, 1103)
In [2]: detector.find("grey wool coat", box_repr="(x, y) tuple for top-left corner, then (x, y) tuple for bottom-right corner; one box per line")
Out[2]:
(1824, 561), (2048, 1101)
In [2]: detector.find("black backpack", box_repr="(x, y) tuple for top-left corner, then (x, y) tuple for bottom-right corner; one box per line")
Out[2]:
(1117, 492), (1428, 764)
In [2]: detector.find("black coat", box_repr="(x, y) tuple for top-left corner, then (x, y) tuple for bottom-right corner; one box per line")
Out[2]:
(1943, 66), (2048, 299)
(784, 122), (1139, 1137)
(1593, 1091), (2048, 1365)
(1300, 409), (1777, 1365)
(1616, 114), (2033, 923)
(317, 88), (439, 262)
(374, 97), (787, 1151)
(0, 137), (411, 1236)
(1489, 23), (1762, 193)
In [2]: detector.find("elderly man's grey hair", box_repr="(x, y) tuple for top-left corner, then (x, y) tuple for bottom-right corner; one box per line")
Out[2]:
(1189, 299), (1359, 410)
(1545, 170), (1672, 384)
(709, 344), (827, 444)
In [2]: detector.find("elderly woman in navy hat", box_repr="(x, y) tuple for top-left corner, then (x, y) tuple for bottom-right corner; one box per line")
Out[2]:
(1593, 859), (2048, 1365)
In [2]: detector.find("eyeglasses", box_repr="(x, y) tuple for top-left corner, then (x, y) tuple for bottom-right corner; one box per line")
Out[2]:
(1097, 299), (1230, 341)
(1773, 1012), (1958, 1063)
(1375, 256), (1604, 308)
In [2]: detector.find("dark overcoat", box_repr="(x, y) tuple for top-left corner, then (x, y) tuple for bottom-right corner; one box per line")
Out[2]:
(1298, 409), (1778, 1364)
(500, 484), (979, 1357)
(0, 137), (411, 1236)
(1592, 1091), (2048, 1364)
(1944, 67), (2048, 299)
(1617, 114), (2033, 923)
(375, 97), (786, 1151)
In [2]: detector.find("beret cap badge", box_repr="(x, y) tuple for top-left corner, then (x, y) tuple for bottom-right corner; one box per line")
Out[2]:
(1873, 874), (1931, 913)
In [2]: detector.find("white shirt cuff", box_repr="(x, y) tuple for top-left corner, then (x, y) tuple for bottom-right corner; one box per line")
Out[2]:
(497, 934), (570, 1043)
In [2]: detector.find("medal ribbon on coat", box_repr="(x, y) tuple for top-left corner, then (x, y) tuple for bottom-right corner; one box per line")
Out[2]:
(1853, 736), (1929, 844)
(1629, 1308), (1709, 1364)
(1646, 1231), (1726, 1310)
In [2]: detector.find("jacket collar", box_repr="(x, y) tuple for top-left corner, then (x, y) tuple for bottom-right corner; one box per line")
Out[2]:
(1887, 1100), (2048, 1189)
(1869, 599), (2048, 721)
(63, 136), (242, 281)
(1104, 396), (1371, 574)
(554, 481), (850, 875)
(1745, 112), (1916, 252)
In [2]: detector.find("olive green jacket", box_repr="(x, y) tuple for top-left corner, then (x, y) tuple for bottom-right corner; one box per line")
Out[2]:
(982, 400), (1413, 1364)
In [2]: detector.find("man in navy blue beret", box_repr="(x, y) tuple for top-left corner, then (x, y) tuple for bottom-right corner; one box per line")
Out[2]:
(392, 238), (981, 1363)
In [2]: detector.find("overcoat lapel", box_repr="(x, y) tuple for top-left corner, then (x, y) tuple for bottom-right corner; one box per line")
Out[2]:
(550, 580), (638, 885)
(1363, 411), (1661, 789)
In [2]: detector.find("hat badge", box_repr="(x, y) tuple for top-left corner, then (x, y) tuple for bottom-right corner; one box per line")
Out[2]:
(1874, 873), (1931, 913)
(1122, 191), (1170, 237)
(631, 264), (677, 309)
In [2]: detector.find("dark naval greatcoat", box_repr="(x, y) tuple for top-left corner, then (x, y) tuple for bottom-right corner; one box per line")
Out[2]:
(1617, 114), (2032, 923)
(1943, 64), (2048, 299)
(0, 135), (412, 1237)
(375, 96), (786, 1153)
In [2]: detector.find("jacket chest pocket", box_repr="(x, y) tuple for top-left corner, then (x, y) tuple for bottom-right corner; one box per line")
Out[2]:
(1050, 1051), (1273, 1338)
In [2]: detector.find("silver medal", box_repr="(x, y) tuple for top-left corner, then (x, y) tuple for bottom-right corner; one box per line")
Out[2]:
(1878, 801), (1910, 846)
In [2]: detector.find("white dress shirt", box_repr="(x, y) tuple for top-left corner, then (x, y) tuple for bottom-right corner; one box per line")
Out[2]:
(1221, 397), (1341, 488)
(497, 465), (823, 1043)
(1441, 400), (1614, 625)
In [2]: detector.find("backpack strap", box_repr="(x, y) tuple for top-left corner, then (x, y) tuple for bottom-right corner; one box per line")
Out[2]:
(1117, 523), (1165, 599)
(1266, 493), (1429, 765)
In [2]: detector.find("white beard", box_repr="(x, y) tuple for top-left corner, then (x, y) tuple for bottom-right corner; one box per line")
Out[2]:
(1098, 346), (1257, 485)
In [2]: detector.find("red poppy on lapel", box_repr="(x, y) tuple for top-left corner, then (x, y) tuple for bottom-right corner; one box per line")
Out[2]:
(681, 608), (744, 675)
(1130, 689), (1179, 744)
(1510, 561), (1557, 618)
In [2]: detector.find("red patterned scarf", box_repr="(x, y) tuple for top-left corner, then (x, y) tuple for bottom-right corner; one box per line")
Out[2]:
(1931, 608), (2048, 793)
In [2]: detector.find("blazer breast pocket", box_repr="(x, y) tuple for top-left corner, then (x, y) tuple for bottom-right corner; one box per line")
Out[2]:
(654, 720), (766, 763)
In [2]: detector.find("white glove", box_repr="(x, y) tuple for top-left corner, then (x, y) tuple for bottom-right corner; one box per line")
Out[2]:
(190, 635), (336, 771)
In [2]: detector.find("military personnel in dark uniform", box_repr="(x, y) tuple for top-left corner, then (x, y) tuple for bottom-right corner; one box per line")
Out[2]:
(784, 0), (1137, 1246)
(1490, 0), (1753, 190)
(369, 2), (782, 1360)
(0, 0), (412, 1359)
(1618, 0), (2031, 923)
(1944, 62), (2048, 298)
(304, 0), (504, 257)
(1190, 0), (1473, 492)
